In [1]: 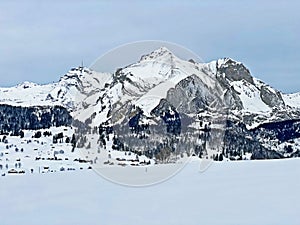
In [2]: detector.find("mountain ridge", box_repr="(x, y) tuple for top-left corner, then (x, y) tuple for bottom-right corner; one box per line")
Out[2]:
(1, 48), (300, 162)
(1, 48), (299, 112)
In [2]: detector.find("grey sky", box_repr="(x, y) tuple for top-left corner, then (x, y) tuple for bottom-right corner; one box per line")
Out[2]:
(0, 0), (299, 93)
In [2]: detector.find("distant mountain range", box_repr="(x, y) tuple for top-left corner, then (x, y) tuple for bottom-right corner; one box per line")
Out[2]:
(1, 47), (300, 161)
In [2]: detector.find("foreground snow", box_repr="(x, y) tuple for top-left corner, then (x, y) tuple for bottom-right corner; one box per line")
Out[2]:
(0, 158), (299, 225)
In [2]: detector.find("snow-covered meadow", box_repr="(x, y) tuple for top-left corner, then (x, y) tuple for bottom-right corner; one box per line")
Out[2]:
(0, 158), (299, 225)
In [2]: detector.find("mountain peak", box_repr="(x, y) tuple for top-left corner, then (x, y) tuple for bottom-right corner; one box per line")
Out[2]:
(217, 57), (242, 68)
(17, 81), (38, 89)
(60, 66), (92, 81)
(216, 57), (254, 84)
(139, 47), (174, 62)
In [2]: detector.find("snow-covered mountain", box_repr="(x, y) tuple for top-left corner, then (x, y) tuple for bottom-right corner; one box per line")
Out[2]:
(1, 48), (299, 118)
(1, 47), (300, 175)
(0, 67), (111, 110)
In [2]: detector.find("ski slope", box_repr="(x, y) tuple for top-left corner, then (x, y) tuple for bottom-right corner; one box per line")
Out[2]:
(0, 158), (299, 225)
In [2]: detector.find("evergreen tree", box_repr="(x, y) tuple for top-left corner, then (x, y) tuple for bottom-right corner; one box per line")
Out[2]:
(219, 154), (223, 161)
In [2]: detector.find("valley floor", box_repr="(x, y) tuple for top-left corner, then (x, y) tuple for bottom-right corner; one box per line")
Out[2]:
(0, 158), (299, 225)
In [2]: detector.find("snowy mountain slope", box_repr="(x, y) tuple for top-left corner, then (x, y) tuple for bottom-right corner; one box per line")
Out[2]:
(230, 79), (270, 113)
(0, 81), (56, 107)
(283, 92), (300, 108)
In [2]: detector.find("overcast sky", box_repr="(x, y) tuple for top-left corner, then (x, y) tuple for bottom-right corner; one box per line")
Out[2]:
(1, 0), (299, 93)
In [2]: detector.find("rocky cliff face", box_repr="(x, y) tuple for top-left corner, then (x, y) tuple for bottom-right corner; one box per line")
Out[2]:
(217, 58), (254, 84)
(260, 85), (285, 108)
